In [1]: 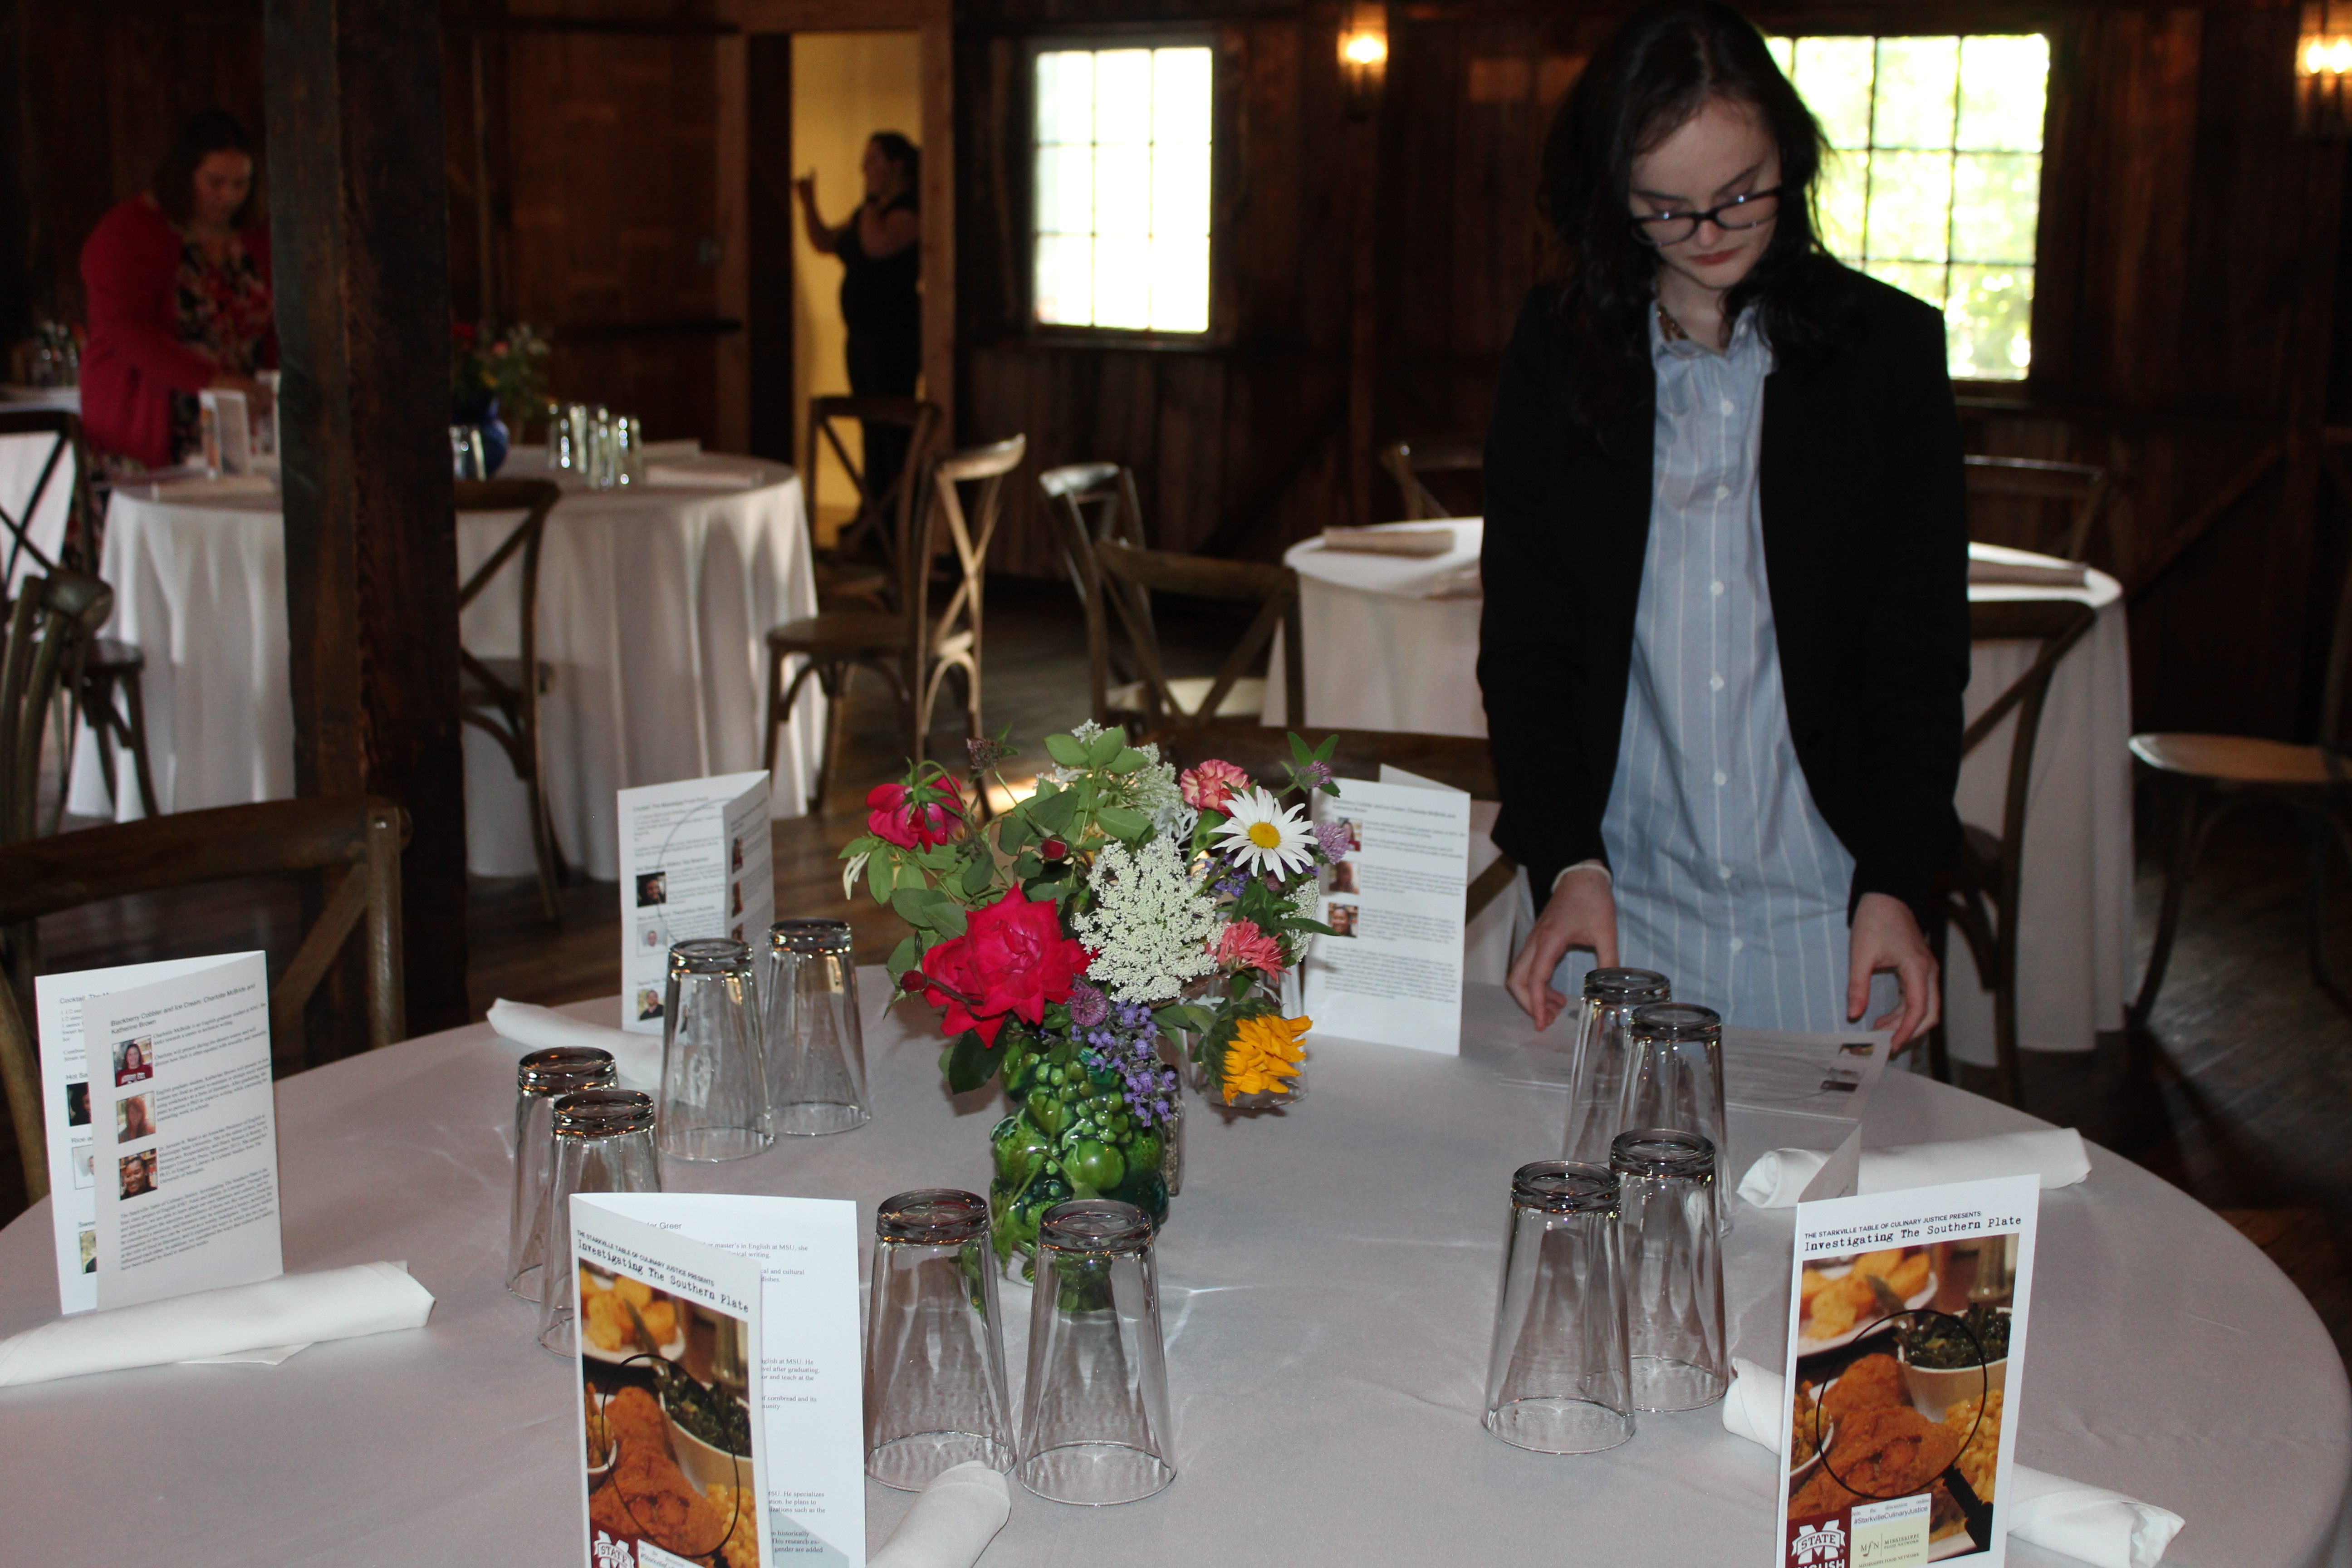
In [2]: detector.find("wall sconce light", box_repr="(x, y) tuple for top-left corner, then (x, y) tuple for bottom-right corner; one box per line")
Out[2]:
(1340, 2), (1388, 115)
(2298, 1), (2352, 138)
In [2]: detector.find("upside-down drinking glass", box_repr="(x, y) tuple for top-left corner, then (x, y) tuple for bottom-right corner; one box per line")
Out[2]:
(661, 938), (769, 1161)
(1016, 1200), (1175, 1505)
(1561, 968), (1671, 1166)
(507, 1046), (618, 1302)
(1611, 1128), (1728, 1413)
(865, 1189), (1017, 1489)
(535, 1089), (662, 1355)
(1483, 1160), (1635, 1454)
(1619, 1001), (1731, 1232)
(763, 920), (870, 1136)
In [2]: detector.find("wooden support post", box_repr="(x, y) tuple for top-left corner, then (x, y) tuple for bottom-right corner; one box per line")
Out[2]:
(265, 0), (469, 1043)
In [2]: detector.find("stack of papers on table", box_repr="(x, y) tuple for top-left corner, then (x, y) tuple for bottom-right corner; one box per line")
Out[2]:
(1967, 541), (2089, 589)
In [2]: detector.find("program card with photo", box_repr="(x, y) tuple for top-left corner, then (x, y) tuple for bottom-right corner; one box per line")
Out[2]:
(1303, 768), (1471, 1055)
(572, 1199), (769, 1568)
(579, 1192), (865, 1567)
(617, 770), (774, 1036)
(34, 952), (271, 1314)
(1778, 1174), (2040, 1568)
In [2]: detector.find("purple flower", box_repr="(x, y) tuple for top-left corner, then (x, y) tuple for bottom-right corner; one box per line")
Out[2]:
(1314, 821), (1351, 862)
(1303, 760), (1333, 789)
(1068, 981), (1108, 1029)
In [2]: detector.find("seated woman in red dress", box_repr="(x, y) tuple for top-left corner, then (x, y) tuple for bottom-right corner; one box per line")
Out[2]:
(79, 109), (277, 471)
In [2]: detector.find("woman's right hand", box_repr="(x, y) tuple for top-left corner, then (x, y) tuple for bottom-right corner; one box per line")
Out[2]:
(1505, 865), (1619, 1030)
(208, 372), (273, 417)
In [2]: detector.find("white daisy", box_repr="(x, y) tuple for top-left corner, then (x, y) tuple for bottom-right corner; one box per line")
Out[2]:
(1212, 788), (1316, 879)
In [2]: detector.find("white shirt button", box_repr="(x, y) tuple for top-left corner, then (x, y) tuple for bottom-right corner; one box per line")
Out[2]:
(1710, 579), (1725, 596)
(1714, 484), (1730, 500)
(1717, 863), (1732, 879)
(1713, 770), (1728, 787)
(1730, 937), (1745, 953)
(1720, 398), (1736, 416)
(1709, 673), (1725, 691)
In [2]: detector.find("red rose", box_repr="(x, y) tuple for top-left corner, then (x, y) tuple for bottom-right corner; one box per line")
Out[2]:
(1041, 838), (1068, 860)
(867, 779), (962, 849)
(914, 885), (1087, 1045)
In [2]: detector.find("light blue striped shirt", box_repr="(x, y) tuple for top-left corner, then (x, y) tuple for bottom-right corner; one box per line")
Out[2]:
(1556, 308), (1891, 1029)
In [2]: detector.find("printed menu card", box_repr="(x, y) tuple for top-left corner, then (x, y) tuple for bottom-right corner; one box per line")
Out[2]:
(1778, 1174), (2040, 1568)
(573, 1192), (863, 1568)
(1303, 766), (1472, 1054)
(617, 770), (774, 1035)
(38, 953), (282, 1313)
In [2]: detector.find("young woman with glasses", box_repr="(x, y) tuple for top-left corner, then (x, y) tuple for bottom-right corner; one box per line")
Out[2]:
(1480, 0), (1968, 1049)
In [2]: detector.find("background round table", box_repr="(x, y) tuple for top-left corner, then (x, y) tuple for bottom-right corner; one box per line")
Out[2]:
(64, 450), (827, 879)
(1265, 521), (2134, 1068)
(0, 979), (2341, 1567)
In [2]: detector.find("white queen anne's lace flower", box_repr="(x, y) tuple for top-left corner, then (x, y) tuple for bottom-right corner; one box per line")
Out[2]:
(1071, 836), (1220, 1002)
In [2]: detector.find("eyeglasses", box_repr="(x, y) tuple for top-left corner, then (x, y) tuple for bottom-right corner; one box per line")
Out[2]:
(1629, 187), (1781, 247)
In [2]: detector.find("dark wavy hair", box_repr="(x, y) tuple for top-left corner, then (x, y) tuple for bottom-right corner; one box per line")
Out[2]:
(1539, 0), (1854, 434)
(870, 131), (920, 207)
(152, 109), (257, 227)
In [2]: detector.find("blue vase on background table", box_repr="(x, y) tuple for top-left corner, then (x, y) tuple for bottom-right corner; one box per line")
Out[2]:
(453, 392), (509, 476)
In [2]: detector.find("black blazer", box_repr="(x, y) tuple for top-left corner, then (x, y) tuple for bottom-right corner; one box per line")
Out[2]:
(1477, 266), (1969, 928)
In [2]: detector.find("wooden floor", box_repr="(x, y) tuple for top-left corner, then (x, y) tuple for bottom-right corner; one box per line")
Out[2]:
(6, 581), (2352, 1365)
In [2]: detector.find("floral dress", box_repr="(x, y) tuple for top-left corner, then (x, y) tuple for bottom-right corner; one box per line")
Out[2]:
(168, 235), (272, 462)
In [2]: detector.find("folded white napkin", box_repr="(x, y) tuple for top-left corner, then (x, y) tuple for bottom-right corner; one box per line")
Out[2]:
(1319, 526), (1456, 558)
(486, 998), (661, 1093)
(1969, 556), (2088, 588)
(639, 438), (702, 462)
(1738, 1127), (2092, 1209)
(1722, 1359), (2182, 1568)
(645, 461), (765, 489)
(0, 1262), (434, 1387)
(869, 1461), (1011, 1568)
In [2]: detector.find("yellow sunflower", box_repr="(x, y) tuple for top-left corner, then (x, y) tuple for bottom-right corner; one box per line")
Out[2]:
(1221, 1012), (1310, 1102)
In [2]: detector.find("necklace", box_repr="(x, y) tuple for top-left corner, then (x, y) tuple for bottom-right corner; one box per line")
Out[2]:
(1656, 301), (1690, 343)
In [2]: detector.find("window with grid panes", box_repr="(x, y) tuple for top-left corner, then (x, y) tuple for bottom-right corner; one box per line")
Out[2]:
(1032, 44), (1214, 335)
(1764, 34), (2049, 380)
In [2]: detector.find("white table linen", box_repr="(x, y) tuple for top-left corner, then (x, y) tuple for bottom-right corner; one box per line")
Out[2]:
(0, 427), (81, 596)
(0, 980), (2342, 1566)
(1267, 522), (2134, 1065)
(66, 452), (827, 879)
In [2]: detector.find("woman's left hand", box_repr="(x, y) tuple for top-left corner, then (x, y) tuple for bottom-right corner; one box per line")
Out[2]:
(1847, 892), (1939, 1049)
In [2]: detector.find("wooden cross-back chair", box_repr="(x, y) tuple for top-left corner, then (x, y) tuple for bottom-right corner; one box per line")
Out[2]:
(1924, 597), (2099, 1107)
(1086, 540), (1305, 735)
(764, 433), (1025, 812)
(1143, 723), (1517, 921)
(807, 396), (944, 609)
(0, 570), (112, 846)
(1038, 461), (1154, 728)
(1962, 456), (2113, 563)
(455, 478), (566, 921)
(1380, 437), (1484, 521)
(0, 796), (409, 1200)
(0, 410), (160, 823)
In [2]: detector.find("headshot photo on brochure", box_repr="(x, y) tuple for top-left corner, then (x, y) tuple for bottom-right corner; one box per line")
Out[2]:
(636, 988), (664, 1023)
(1327, 902), (1361, 937)
(113, 1038), (153, 1087)
(1329, 860), (1360, 895)
(636, 871), (667, 908)
(66, 1081), (89, 1127)
(118, 1149), (157, 1200)
(117, 1094), (155, 1144)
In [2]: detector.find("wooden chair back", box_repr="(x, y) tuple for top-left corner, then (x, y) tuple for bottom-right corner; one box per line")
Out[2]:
(904, 435), (1024, 752)
(808, 395), (944, 579)
(1092, 540), (1305, 730)
(1963, 455), (2112, 562)
(454, 478), (561, 710)
(1380, 437), (1484, 521)
(0, 571), (111, 846)
(0, 796), (409, 1200)
(1038, 462), (1151, 726)
(1142, 723), (1514, 917)
(0, 408), (96, 583)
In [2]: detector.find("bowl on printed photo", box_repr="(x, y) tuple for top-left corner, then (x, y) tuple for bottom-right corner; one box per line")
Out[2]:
(1898, 1306), (2012, 1422)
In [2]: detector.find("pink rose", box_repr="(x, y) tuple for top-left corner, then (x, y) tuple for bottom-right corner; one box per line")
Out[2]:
(914, 886), (1088, 1045)
(867, 779), (962, 849)
(1181, 759), (1251, 812)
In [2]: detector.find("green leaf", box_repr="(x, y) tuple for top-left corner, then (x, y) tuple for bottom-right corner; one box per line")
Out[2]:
(1031, 789), (1080, 833)
(931, 900), (967, 937)
(891, 887), (946, 927)
(1154, 1003), (1216, 1035)
(867, 854), (899, 903)
(1044, 732), (1088, 767)
(1107, 747), (1148, 775)
(1009, 851), (1044, 881)
(1288, 730), (1315, 766)
(887, 933), (922, 980)
(1311, 733), (1338, 762)
(1085, 727), (1125, 767)
(1096, 805), (1149, 840)
(959, 856), (996, 897)
(942, 1033), (997, 1094)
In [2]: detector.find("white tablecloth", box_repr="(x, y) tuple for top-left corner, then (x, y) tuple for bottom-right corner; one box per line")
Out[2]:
(65, 452), (827, 879)
(0, 980), (2342, 1566)
(1267, 522), (2134, 1065)
(0, 428), (79, 596)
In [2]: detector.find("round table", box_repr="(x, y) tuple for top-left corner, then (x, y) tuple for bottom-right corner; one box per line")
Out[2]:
(0, 980), (2342, 1567)
(0, 417), (82, 597)
(64, 450), (828, 879)
(1265, 522), (2135, 1067)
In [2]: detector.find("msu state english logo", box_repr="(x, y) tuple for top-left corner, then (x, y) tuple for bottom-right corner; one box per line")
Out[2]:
(1791, 1519), (1848, 1567)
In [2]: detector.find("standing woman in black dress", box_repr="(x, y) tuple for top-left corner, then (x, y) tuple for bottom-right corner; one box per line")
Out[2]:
(795, 131), (922, 508)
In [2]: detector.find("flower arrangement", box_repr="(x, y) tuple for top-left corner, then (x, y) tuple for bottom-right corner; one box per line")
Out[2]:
(839, 725), (1345, 1268)
(450, 319), (551, 418)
